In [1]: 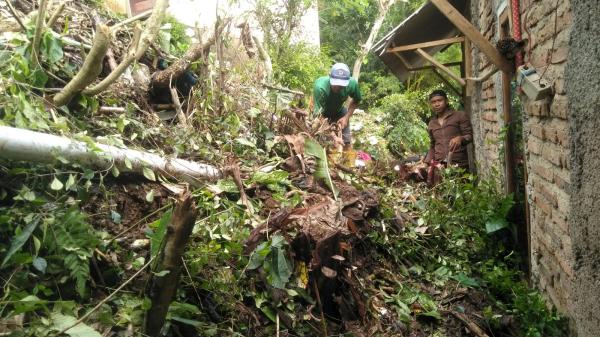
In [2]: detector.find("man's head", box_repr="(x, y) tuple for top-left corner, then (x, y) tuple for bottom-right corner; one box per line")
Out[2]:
(329, 63), (351, 93)
(429, 90), (449, 115)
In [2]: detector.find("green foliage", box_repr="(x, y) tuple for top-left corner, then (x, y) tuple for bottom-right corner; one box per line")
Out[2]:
(271, 42), (330, 94)
(159, 15), (191, 57)
(318, 0), (378, 64)
(146, 210), (173, 258)
(304, 138), (339, 198)
(377, 92), (430, 156)
(50, 313), (102, 337)
(480, 262), (568, 337)
(1, 192), (99, 298)
(247, 235), (293, 289)
(359, 70), (405, 107)
(370, 173), (566, 337)
(45, 208), (100, 297)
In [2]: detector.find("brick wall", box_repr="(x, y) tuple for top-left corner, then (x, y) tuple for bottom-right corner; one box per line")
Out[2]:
(525, 0), (573, 315)
(470, 0), (574, 316)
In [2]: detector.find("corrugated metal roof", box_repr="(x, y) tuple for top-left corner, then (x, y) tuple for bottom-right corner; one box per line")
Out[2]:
(372, 0), (469, 80)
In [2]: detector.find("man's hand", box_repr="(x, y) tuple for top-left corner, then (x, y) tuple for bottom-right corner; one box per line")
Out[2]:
(448, 136), (463, 152)
(337, 115), (349, 129)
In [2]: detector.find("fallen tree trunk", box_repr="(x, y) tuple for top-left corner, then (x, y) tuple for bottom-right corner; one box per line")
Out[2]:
(144, 192), (198, 337)
(0, 126), (221, 183)
(53, 24), (110, 106)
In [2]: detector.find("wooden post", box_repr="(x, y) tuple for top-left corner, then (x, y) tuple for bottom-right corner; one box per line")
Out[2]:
(430, 0), (512, 73)
(462, 38), (476, 174)
(144, 192), (199, 337)
(416, 48), (466, 86)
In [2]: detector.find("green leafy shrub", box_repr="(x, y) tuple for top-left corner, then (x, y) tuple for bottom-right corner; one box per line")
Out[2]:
(375, 92), (430, 156)
(271, 43), (330, 94)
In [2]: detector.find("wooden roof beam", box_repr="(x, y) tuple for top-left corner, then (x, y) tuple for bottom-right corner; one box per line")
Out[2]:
(431, 68), (463, 98)
(409, 61), (462, 71)
(430, 0), (513, 73)
(385, 36), (464, 53)
(392, 51), (414, 70)
(416, 48), (466, 86)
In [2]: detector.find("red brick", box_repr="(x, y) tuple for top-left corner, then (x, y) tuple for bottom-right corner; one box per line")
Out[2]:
(483, 111), (498, 122)
(552, 46), (569, 64)
(542, 146), (563, 167)
(530, 124), (545, 140)
(540, 184), (559, 208)
(543, 125), (558, 143)
(551, 210), (569, 233)
(534, 194), (553, 216)
(553, 75), (566, 95)
(554, 250), (575, 279)
(528, 138), (543, 155)
(555, 128), (568, 146)
(550, 95), (568, 119)
(531, 163), (554, 182)
(554, 170), (570, 191)
(528, 100), (550, 117)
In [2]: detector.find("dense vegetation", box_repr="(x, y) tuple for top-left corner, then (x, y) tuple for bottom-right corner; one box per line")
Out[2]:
(0, 1), (566, 336)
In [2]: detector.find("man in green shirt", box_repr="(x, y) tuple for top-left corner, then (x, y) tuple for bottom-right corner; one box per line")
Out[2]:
(312, 63), (362, 151)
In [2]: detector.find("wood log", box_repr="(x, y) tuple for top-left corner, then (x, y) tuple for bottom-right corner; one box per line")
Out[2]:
(144, 192), (199, 337)
(0, 126), (221, 183)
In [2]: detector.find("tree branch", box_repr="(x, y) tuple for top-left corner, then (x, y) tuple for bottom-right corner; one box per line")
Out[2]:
(47, 1), (66, 28)
(83, 0), (168, 96)
(32, 0), (49, 66)
(6, 0), (27, 31)
(151, 35), (217, 88)
(53, 24), (111, 106)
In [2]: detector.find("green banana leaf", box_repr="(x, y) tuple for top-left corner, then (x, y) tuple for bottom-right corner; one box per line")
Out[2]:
(304, 139), (339, 200)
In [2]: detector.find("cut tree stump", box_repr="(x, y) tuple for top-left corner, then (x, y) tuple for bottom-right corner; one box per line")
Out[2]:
(144, 191), (199, 337)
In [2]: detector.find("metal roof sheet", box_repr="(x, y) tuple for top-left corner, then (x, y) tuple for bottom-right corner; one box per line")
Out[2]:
(372, 0), (469, 80)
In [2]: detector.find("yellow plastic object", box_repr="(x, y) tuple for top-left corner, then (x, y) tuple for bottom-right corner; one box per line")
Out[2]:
(328, 149), (342, 165)
(342, 150), (356, 167)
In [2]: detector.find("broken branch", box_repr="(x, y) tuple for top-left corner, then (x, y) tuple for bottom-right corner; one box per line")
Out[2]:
(253, 35), (272, 82)
(0, 126), (222, 183)
(169, 83), (188, 126)
(47, 1), (66, 28)
(144, 192), (199, 337)
(110, 9), (152, 31)
(53, 24), (110, 106)
(151, 23), (225, 88)
(6, 0), (27, 31)
(448, 311), (491, 337)
(32, 0), (49, 66)
(83, 0), (168, 96)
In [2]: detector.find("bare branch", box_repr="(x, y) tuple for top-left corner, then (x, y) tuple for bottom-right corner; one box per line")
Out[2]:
(47, 1), (66, 28)
(83, 0), (168, 96)
(32, 0), (49, 66)
(5, 0), (27, 31)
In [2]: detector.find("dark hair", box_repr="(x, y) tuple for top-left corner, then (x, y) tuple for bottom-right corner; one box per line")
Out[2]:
(429, 90), (448, 100)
